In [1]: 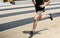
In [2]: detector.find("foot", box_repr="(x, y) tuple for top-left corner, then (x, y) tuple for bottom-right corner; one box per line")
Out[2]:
(49, 14), (53, 20)
(29, 31), (34, 35)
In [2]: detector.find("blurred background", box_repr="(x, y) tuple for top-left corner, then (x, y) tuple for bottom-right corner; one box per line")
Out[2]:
(0, 0), (60, 5)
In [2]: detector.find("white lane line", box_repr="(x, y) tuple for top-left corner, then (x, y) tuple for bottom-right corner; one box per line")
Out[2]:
(0, 5), (60, 15)
(0, 9), (60, 24)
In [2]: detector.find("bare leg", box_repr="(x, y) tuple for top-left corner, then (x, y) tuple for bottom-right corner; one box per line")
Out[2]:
(30, 13), (39, 35)
(32, 13), (39, 32)
(39, 14), (43, 20)
(30, 12), (53, 35)
(39, 11), (49, 19)
(39, 12), (53, 20)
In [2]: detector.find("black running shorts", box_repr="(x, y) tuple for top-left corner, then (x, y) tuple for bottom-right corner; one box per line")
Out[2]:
(35, 4), (45, 12)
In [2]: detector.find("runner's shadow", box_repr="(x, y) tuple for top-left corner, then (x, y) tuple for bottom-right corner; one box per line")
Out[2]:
(23, 28), (48, 38)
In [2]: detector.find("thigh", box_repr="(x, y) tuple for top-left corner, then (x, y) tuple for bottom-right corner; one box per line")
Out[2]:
(34, 13), (39, 20)
(39, 14), (42, 19)
(38, 11), (43, 19)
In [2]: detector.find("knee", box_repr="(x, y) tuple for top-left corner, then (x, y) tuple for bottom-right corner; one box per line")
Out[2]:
(34, 18), (38, 21)
(40, 16), (42, 19)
